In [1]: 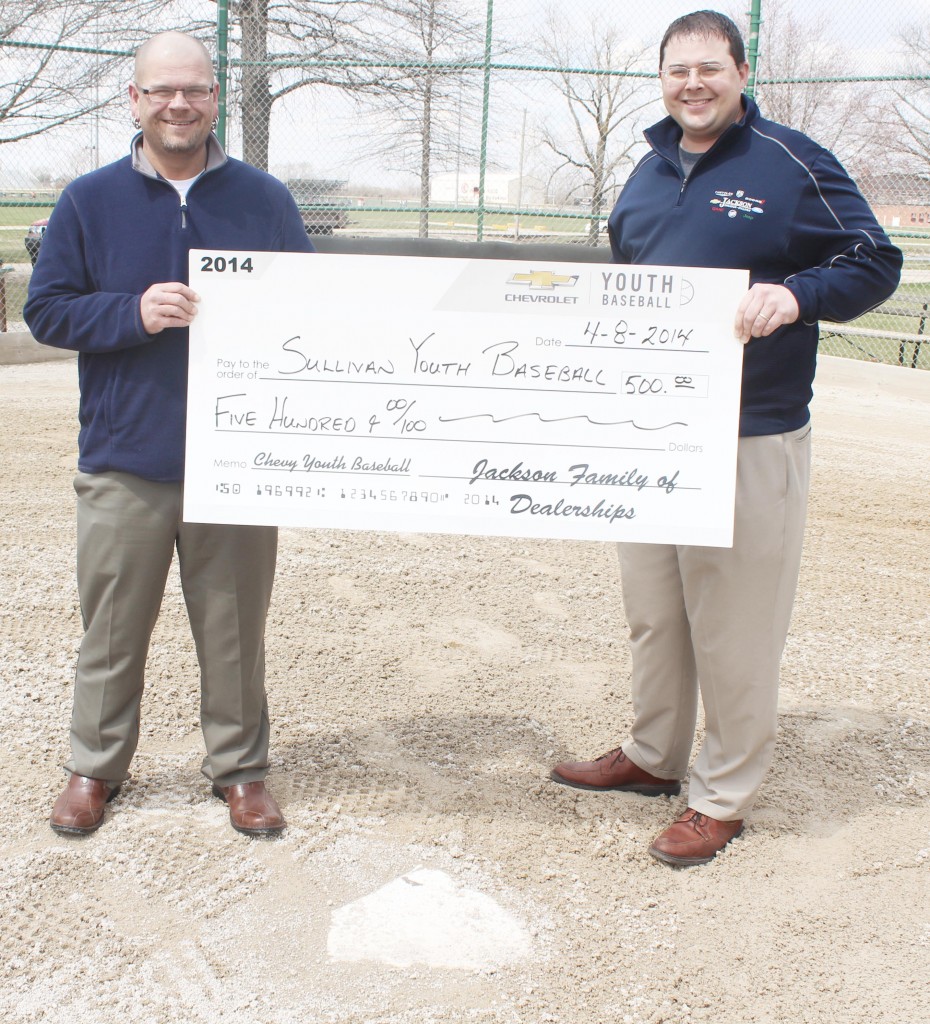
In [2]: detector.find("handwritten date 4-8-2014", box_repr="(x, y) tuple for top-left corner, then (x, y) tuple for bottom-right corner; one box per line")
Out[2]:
(583, 321), (693, 347)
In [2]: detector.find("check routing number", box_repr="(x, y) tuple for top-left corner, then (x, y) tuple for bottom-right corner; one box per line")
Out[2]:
(184, 251), (747, 546)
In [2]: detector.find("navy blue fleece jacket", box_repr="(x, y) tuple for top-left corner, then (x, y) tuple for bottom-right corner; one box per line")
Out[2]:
(608, 96), (902, 436)
(24, 134), (314, 481)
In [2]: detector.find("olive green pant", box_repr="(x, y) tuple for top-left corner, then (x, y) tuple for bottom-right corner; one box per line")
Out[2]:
(66, 471), (277, 788)
(619, 426), (812, 820)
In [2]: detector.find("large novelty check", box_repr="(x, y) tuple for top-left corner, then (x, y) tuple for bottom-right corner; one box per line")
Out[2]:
(184, 251), (746, 546)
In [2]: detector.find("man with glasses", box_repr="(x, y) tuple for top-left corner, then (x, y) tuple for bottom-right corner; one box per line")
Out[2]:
(551, 11), (902, 865)
(26, 32), (314, 837)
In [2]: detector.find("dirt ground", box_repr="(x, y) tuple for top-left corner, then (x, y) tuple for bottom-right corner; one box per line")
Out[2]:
(1, 354), (928, 1024)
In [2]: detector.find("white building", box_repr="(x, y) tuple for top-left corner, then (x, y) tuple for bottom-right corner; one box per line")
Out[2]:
(430, 171), (546, 207)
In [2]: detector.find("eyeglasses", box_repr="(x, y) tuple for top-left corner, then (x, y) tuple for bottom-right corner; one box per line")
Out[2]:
(136, 85), (214, 103)
(659, 62), (736, 82)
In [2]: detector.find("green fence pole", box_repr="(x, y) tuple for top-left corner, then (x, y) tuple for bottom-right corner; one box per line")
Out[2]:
(746, 0), (762, 98)
(216, 0), (229, 147)
(476, 0), (494, 242)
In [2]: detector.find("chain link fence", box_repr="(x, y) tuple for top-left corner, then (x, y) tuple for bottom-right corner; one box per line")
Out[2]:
(2, 0), (928, 368)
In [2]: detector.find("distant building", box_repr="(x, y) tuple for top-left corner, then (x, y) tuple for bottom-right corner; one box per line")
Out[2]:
(856, 172), (930, 228)
(430, 171), (546, 207)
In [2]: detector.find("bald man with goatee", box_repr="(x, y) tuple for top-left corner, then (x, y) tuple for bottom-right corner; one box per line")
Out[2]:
(26, 32), (315, 838)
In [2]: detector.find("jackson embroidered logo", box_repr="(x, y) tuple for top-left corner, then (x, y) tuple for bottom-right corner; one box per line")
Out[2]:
(710, 189), (766, 220)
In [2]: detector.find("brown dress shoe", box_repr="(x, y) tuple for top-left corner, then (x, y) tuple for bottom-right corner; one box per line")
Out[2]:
(550, 747), (681, 796)
(50, 774), (120, 836)
(648, 808), (744, 866)
(212, 781), (286, 836)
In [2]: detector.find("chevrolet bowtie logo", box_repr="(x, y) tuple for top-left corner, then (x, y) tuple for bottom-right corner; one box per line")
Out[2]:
(509, 270), (579, 290)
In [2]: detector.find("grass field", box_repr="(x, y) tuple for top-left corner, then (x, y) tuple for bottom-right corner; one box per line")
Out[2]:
(819, 329), (928, 369)
(342, 207), (605, 242)
(818, 274), (930, 369)
(0, 206), (52, 265)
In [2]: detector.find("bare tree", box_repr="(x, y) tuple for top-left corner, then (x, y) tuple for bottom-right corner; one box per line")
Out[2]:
(534, 11), (655, 244)
(873, 22), (930, 177)
(731, 0), (861, 157)
(352, 0), (484, 237)
(231, 0), (395, 172)
(0, 1), (177, 145)
(0, 0), (441, 183)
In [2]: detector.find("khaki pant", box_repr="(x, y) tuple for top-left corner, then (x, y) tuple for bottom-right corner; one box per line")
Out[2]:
(66, 471), (277, 788)
(619, 426), (812, 819)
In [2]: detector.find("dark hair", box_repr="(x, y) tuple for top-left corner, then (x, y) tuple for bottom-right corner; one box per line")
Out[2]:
(659, 10), (746, 67)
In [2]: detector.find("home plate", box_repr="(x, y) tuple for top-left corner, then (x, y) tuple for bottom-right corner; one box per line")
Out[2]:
(327, 867), (532, 969)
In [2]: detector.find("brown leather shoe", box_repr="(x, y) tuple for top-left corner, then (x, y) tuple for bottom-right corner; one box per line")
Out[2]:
(49, 774), (120, 835)
(212, 781), (286, 836)
(648, 808), (744, 866)
(550, 747), (681, 796)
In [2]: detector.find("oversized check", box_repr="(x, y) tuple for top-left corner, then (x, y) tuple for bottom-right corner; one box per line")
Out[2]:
(184, 250), (746, 546)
